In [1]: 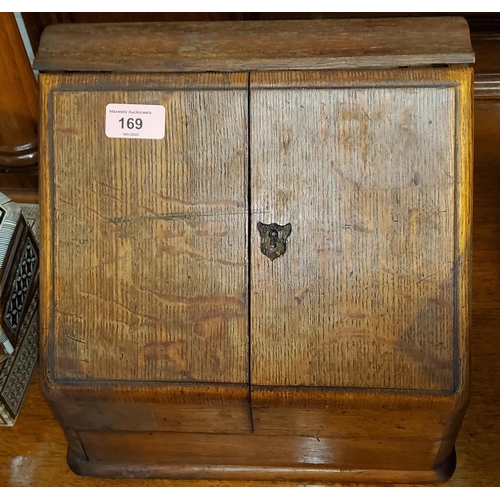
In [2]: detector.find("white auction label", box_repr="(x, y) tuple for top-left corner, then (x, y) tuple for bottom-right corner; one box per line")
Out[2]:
(105, 103), (165, 140)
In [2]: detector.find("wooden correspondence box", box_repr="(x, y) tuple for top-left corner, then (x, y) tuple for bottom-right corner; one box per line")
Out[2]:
(35, 18), (474, 483)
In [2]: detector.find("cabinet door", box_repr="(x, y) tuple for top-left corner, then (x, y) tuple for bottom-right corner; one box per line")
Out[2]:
(45, 73), (249, 386)
(250, 69), (471, 392)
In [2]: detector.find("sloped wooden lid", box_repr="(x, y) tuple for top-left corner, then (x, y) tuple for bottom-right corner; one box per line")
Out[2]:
(34, 17), (474, 73)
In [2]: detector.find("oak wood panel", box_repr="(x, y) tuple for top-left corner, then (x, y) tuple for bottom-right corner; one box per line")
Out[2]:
(250, 68), (471, 392)
(78, 430), (440, 472)
(0, 347), (492, 486)
(41, 380), (250, 405)
(51, 401), (252, 433)
(249, 388), (463, 468)
(66, 446), (454, 483)
(22, 13), (247, 53)
(31, 19), (474, 483)
(41, 73), (248, 384)
(23, 13), (500, 59)
(1, 52), (498, 490)
(33, 18), (474, 73)
(0, 13), (38, 169)
(251, 408), (448, 439)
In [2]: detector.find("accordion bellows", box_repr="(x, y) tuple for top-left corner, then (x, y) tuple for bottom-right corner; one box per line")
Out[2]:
(0, 194), (39, 425)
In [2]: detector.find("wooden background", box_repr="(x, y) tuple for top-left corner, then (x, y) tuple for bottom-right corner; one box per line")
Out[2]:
(0, 14), (499, 486)
(19, 12), (500, 54)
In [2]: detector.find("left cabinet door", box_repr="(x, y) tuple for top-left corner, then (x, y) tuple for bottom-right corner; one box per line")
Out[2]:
(42, 73), (249, 387)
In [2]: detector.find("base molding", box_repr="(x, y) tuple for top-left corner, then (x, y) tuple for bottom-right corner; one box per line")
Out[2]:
(67, 446), (456, 484)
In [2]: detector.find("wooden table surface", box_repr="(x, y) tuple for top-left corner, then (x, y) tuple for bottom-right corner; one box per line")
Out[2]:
(1, 95), (500, 489)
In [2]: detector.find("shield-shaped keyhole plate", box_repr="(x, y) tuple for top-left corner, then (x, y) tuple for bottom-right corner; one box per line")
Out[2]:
(257, 222), (292, 261)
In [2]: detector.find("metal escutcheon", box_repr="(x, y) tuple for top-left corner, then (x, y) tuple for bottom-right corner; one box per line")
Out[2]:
(257, 222), (292, 261)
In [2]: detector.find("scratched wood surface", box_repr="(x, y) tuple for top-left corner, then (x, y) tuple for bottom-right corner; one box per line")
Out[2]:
(33, 18), (474, 73)
(33, 66), (472, 479)
(77, 430), (439, 471)
(0, 97), (492, 487)
(250, 69), (467, 392)
(0, 18), (498, 487)
(43, 73), (249, 384)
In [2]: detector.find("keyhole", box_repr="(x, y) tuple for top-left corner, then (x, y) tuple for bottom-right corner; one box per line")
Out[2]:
(269, 229), (278, 248)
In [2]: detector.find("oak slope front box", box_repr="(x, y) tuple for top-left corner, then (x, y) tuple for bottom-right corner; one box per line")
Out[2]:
(35, 18), (474, 483)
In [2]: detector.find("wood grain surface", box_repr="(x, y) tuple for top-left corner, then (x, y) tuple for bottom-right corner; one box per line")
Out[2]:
(0, 103), (497, 487)
(0, 17), (498, 487)
(22, 13), (248, 53)
(22, 12), (500, 58)
(1, 97), (492, 486)
(42, 73), (248, 385)
(33, 63), (472, 479)
(76, 430), (442, 472)
(250, 68), (468, 392)
(35, 72), (251, 436)
(33, 18), (474, 73)
(0, 173), (38, 204)
(65, 446), (454, 483)
(0, 13), (38, 169)
(472, 34), (500, 98)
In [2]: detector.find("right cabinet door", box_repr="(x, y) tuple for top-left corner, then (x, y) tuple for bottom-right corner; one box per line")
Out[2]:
(249, 69), (471, 393)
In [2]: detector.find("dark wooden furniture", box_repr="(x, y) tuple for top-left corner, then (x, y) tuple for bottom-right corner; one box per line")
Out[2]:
(0, 13), (38, 171)
(34, 18), (474, 483)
